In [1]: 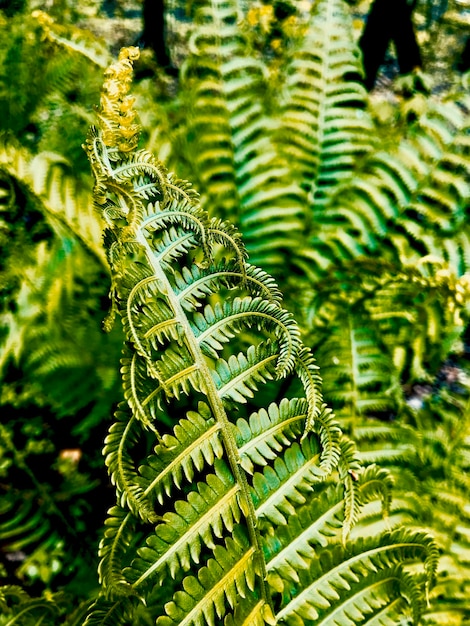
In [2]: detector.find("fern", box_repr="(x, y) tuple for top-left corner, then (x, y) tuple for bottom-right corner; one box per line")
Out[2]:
(78, 46), (438, 625)
(3, 0), (466, 620)
(341, 366), (470, 624)
(32, 10), (111, 70)
(316, 310), (398, 429)
(275, 0), (373, 209)
(179, 0), (307, 272)
(0, 586), (61, 625)
(0, 135), (122, 414)
(314, 95), (470, 277)
(305, 258), (470, 388)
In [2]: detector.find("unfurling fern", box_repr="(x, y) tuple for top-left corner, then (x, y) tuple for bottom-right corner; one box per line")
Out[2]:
(80, 48), (437, 625)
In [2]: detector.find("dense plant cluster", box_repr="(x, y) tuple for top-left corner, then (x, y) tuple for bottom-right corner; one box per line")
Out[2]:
(0, 0), (469, 624)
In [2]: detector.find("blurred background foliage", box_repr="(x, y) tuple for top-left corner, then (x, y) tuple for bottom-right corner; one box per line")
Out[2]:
(0, 0), (469, 622)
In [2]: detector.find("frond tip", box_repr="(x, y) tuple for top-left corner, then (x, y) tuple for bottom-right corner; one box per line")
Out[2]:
(97, 46), (141, 152)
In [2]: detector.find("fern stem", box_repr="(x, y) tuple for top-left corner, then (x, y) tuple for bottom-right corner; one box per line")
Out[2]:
(134, 225), (274, 613)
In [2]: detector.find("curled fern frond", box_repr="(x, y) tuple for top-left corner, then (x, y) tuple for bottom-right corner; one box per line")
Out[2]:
(84, 44), (436, 625)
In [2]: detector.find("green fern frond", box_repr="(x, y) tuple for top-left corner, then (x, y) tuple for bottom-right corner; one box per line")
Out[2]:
(83, 44), (436, 625)
(0, 585), (31, 610)
(250, 436), (327, 526)
(97, 505), (139, 593)
(263, 483), (345, 575)
(313, 405), (344, 477)
(127, 459), (241, 589)
(339, 435), (364, 540)
(351, 379), (470, 622)
(180, 0), (307, 273)
(0, 586), (60, 626)
(173, 262), (282, 312)
(194, 296), (302, 376)
(235, 398), (307, 475)
(357, 464), (394, 518)
(276, 0), (373, 210)
(83, 596), (139, 626)
(33, 10), (111, 69)
(304, 257), (469, 389)
(316, 311), (397, 425)
(0, 135), (105, 266)
(137, 402), (224, 503)
(0, 498), (51, 552)
(314, 97), (470, 276)
(103, 404), (160, 524)
(295, 346), (323, 436)
(274, 528), (438, 625)
(214, 341), (278, 405)
(154, 528), (268, 626)
(85, 43), (336, 619)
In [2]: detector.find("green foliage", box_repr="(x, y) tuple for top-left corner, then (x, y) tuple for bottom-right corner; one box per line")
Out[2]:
(349, 378), (470, 623)
(79, 45), (440, 624)
(178, 0), (307, 272)
(313, 94), (470, 279)
(0, 0), (469, 623)
(0, 6), (108, 168)
(274, 0), (372, 209)
(0, 15), (120, 598)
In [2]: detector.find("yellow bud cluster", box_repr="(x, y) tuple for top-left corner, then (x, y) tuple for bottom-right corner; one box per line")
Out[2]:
(98, 46), (141, 152)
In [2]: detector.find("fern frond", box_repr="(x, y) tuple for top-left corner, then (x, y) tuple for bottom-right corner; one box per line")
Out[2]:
(339, 435), (364, 540)
(214, 341), (278, 406)
(0, 588), (60, 625)
(317, 311), (397, 424)
(276, 0), (373, 211)
(155, 528), (262, 626)
(127, 459), (241, 589)
(180, 0), (307, 273)
(0, 497), (51, 552)
(193, 296), (301, 376)
(97, 505), (139, 593)
(274, 528), (438, 625)
(234, 398), (309, 475)
(295, 346), (323, 436)
(0, 585), (31, 610)
(83, 596), (139, 626)
(84, 44), (436, 625)
(173, 262), (283, 312)
(103, 404), (160, 523)
(138, 402), (224, 504)
(33, 10), (111, 69)
(0, 135), (105, 266)
(357, 464), (395, 518)
(251, 436), (326, 526)
(263, 483), (345, 579)
(313, 404), (344, 477)
(305, 257), (470, 386)
(315, 97), (470, 276)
